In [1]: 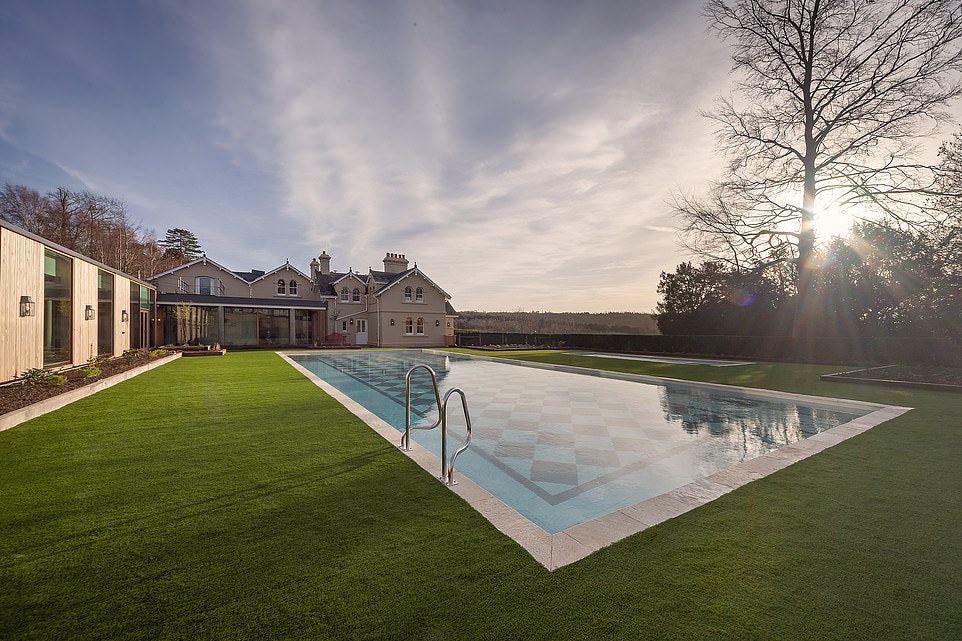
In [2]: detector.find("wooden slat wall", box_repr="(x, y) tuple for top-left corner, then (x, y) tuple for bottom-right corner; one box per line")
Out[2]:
(0, 228), (44, 381)
(1, 225), (153, 382)
(114, 276), (131, 356)
(71, 260), (99, 363)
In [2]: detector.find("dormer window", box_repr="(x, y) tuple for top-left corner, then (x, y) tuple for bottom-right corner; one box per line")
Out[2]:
(340, 287), (349, 302)
(289, 280), (298, 296)
(415, 287), (423, 303)
(277, 279), (286, 295)
(352, 288), (360, 302)
(196, 276), (213, 295)
(404, 286), (412, 302)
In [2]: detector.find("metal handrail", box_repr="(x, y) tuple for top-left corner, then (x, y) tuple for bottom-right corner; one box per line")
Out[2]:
(400, 365), (443, 451)
(440, 387), (472, 486)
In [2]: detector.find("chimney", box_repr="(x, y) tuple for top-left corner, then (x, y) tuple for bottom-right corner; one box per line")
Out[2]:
(317, 251), (331, 275)
(309, 257), (320, 281)
(382, 252), (409, 274)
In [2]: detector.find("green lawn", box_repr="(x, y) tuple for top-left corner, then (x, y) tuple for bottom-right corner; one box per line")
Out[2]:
(1, 350), (960, 640)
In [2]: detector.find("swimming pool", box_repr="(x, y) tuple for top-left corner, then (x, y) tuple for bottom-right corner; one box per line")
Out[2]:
(282, 349), (909, 568)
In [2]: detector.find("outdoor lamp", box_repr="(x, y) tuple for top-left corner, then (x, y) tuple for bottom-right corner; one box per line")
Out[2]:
(350, 318), (354, 325)
(121, 309), (129, 322)
(85, 305), (95, 321)
(19, 295), (35, 317)
(390, 318), (395, 326)
(436, 320), (440, 327)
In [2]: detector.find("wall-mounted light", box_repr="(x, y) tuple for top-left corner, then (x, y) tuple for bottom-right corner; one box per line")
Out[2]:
(390, 318), (395, 326)
(85, 305), (96, 321)
(349, 318), (354, 325)
(19, 295), (35, 317)
(121, 309), (129, 323)
(436, 319), (441, 327)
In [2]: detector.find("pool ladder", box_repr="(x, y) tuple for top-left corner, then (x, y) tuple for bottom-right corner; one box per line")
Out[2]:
(399, 365), (473, 486)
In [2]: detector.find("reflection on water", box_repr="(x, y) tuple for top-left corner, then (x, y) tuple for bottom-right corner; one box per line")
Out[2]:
(659, 383), (843, 460)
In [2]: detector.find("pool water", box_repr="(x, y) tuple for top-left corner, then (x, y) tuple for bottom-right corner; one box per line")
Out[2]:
(289, 350), (871, 533)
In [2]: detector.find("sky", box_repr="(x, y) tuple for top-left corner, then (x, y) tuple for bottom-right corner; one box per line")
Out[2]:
(1, 1), (955, 312)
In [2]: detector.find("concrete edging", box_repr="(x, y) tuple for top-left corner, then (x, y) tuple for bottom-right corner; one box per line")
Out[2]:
(0, 352), (183, 432)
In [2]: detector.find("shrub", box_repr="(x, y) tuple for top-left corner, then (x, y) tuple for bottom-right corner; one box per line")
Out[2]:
(123, 348), (149, 362)
(15, 368), (48, 386)
(79, 366), (101, 378)
(149, 349), (169, 358)
(44, 375), (67, 386)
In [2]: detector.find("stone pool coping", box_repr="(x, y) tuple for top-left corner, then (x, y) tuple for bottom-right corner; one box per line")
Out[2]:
(279, 349), (912, 571)
(0, 352), (182, 433)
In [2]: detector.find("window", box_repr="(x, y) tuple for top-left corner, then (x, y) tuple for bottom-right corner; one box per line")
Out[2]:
(404, 286), (412, 302)
(289, 280), (298, 296)
(341, 320), (348, 332)
(196, 276), (213, 295)
(352, 288), (360, 302)
(97, 270), (114, 356)
(416, 317), (424, 335)
(404, 317), (413, 334)
(277, 279), (286, 295)
(415, 287), (423, 303)
(43, 250), (72, 366)
(340, 287), (349, 302)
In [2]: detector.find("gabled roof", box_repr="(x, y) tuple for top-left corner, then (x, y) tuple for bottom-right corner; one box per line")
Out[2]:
(148, 255), (252, 284)
(249, 261), (312, 284)
(330, 271), (367, 287)
(373, 267), (450, 299)
(445, 301), (458, 316)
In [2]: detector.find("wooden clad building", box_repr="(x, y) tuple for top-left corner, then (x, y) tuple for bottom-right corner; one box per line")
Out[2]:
(0, 220), (157, 383)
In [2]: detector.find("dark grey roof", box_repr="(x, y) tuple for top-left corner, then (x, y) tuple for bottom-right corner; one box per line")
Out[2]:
(369, 269), (397, 284)
(232, 269), (265, 282)
(157, 293), (327, 309)
(445, 301), (458, 316)
(314, 271), (349, 296)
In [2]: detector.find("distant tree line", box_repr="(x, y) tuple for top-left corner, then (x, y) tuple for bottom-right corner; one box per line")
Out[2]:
(0, 183), (201, 278)
(657, 219), (961, 338)
(458, 311), (659, 335)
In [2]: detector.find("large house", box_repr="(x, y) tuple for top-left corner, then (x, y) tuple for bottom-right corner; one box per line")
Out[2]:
(150, 251), (457, 348)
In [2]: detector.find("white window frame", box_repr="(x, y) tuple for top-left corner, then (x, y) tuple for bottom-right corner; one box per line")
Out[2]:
(404, 317), (413, 335)
(416, 317), (424, 335)
(289, 280), (298, 296)
(196, 276), (213, 296)
(277, 279), (286, 295)
(404, 286), (412, 302)
(415, 287), (423, 303)
(340, 287), (349, 302)
(352, 288), (361, 302)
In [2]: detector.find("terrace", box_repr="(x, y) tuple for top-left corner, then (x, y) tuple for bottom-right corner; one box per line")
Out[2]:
(1, 349), (959, 639)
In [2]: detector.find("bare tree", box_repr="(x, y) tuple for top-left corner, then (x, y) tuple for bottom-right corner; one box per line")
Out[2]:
(0, 184), (50, 231)
(677, 0), (962, 287)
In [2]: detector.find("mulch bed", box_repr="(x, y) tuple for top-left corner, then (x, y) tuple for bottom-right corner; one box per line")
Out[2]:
(0, 352), (168, 415)
(821, 364), (962, 392)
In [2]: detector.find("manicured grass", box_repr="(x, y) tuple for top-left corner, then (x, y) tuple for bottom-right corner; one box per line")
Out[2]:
(1, 350), (960, 640)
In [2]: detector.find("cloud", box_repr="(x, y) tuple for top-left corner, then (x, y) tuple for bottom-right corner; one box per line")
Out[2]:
(202, 0), (731, 311)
